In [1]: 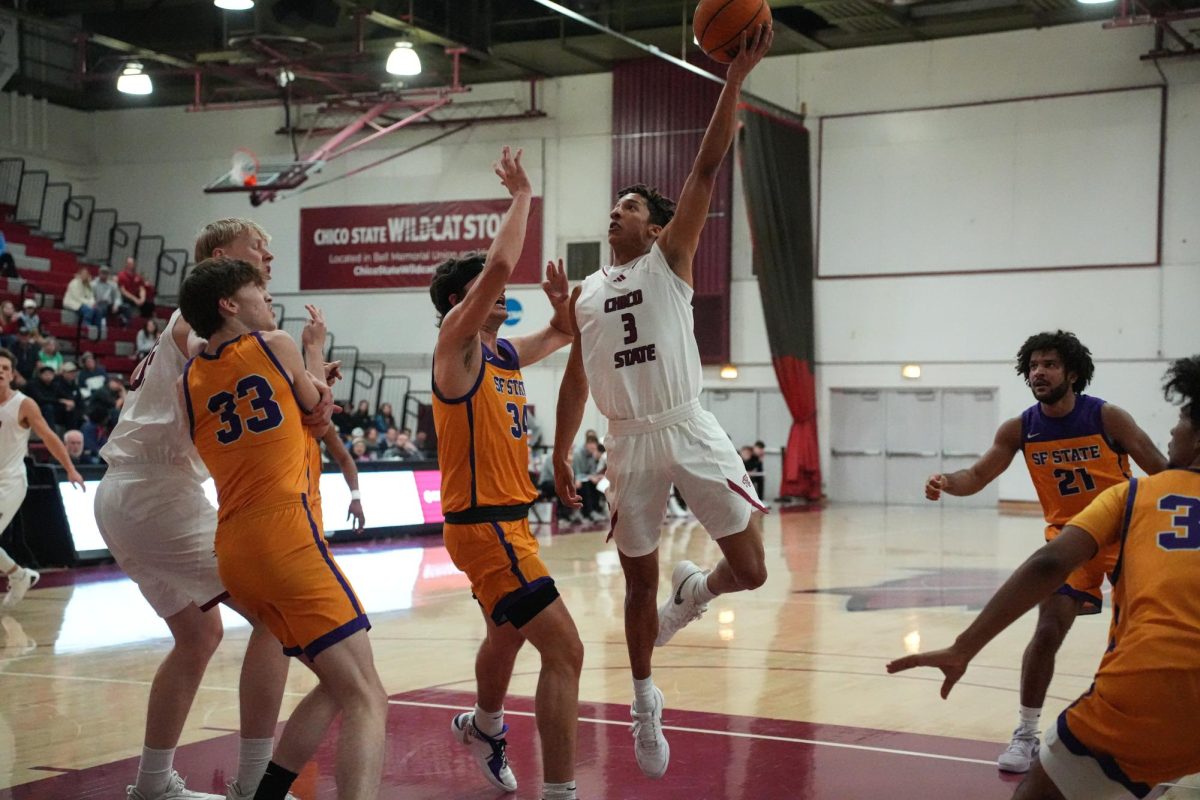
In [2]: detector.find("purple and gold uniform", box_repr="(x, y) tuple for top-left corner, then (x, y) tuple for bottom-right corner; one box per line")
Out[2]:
(433, 339), (555, 626)
(1046, 468), (1200, 795)
(184, 333), (367, 658)
(1021, 395), (1131, 611)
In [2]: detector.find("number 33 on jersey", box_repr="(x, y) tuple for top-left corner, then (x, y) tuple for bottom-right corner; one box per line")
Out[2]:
(183, 332), (310, 521)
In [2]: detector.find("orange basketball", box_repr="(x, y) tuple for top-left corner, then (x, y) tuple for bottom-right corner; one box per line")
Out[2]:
(694, 0), (772, 64)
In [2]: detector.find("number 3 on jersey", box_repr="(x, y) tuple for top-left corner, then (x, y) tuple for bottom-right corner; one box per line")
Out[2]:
(505, 401), (529, 439)
(207, 374), (284, 445)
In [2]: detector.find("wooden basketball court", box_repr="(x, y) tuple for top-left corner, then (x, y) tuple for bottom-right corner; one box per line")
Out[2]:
(3, 507), (1197, 798)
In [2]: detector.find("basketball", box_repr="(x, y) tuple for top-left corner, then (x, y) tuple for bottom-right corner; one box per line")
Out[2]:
(694, 0), (772, 63)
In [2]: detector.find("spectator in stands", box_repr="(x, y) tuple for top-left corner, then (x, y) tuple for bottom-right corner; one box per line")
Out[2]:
(77, 351), (108, 398)
(135, 318), (159, 360)
(0, 232), (16, 279)
(87, 375), (127, 428)
(350, 438), (374, 463)
(751, 440), (767, 500)
(9, 330), (39, 386)
(572, 437), (607, 523)
(538, 448), (573, 521)
(37, 337), (63, 373)
(81, 406), (110, 458)
(349, 399), (373, 432)
(25, 365), (61, 426)
(374, 401), (396, 433)
(414, 429), (431, 457)
(379, 426), (400, 457)
(63, 267), (104, 333)
(64, 429), (101, 465)
(390, 430), (422, 461)
(742, 444), (765, 500)
(0, 300), (18, 348)
(91, 265), (122, 327)
(363, 426), (381, 453)
(117, 257), (155, 319)
(332, 401), (353, 436)
(16, 299), (42, 338)
(54, 362), (85, 430)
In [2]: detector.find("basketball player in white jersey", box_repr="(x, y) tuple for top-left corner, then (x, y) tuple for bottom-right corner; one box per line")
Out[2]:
(553, 25), (773, 779)
(94, 219), (330, 800)
(0, 348), (84, 607)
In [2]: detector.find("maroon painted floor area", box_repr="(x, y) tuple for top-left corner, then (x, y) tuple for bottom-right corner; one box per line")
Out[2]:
(5, 689), (1021, 799)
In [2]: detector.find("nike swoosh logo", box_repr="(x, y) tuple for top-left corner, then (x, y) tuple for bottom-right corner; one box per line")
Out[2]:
(1026, 432), (1041, 439)
(674, 577), (689, 605)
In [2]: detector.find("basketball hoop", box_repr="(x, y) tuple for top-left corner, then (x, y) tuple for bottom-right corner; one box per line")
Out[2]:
(230, 148), (260, 188)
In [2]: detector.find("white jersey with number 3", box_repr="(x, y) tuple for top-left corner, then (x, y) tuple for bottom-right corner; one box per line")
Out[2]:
(100, 309), (207, 480)
(0, 391), (31, 484)
(576, 243), (702, 421)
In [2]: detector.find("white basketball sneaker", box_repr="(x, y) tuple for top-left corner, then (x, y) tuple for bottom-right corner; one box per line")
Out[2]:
(451, 711), (518, 792)
(655, 560), (708, 646)
(125, 771), (223, 800)
(631, 686), (670, 779)
(2, 567), (39, 608)
(997, 727), (1039, 773)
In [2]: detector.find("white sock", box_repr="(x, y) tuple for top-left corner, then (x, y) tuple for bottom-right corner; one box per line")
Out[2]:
(0, 548), (17, 574)
(134, 746), (175, 797)
(542, 780), (578, 800)
(1018, 705), (1041, 732)
(691, 572), (716, 604)
(236, 736), (275, 793)
(474, 704), (505, 738)
(632, 675), (656, 712)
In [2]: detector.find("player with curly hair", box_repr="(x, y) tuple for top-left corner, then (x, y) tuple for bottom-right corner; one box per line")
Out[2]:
(892, 354), (1200, 800)
(924, 330), (1167, 773)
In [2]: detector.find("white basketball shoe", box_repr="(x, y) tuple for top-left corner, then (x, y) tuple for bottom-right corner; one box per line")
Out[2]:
(2, 567), (39, 608)
(631, 686), (670, 779)
(655, 560), (708, 646)
(125, 771), (223, 800)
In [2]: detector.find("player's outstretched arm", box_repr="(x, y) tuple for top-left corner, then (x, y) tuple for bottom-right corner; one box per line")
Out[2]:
(926, 417), (1021, 500)
(657, 24), (773, 284)
(887, 527), (1098, 696)
(21, 397), (84, 490)
(510, 258), (573, 367)
(553, 290), (588, 510)
(1102, 403), (1167, 475)
(258, 329), (328, 414)
(322, 426), (365, 533)
(438, 147), (532, 350)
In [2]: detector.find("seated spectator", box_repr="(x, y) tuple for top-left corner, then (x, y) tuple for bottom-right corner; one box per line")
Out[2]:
(117, 257), (156, 319)
(0, 231), (16, 278)
(55, 362), (86, 430)
(87, 376), (127, 428)
(81, 407), (110, 458)
(9, 330), (40, 386)
(373, 402), (396, 433)
(350, 438), (374, 463)
(135, 318), (159, 360)
(751, 440), (767, 499)
(91, 265), (122, 327)
(572, 437), (607, 523)
(77, 352), (108, 398)
(64, 429), (101, 466)
(414, 429), (432, 457)
(379, 426), (400, 456)
(349, 399), (373, 432)
(0, 300), (18, 348)
(16, 299), (43, 338)
(63, 267), (104, 332)
(537, 447), (574, 521)
(391, 430), (423, 461)
(331, 401), (353, 436)
(37, 337), (63, 374)
(363, 426), (381, 453)
(25, 366), (62, 427)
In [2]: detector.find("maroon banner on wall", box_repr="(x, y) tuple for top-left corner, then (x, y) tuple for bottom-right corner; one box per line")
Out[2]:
(299, 198), (543, 290)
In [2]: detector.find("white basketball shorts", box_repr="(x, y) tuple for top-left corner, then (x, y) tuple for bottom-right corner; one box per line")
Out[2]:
(94, 465), (226, 618)
(0, 477), (28, 536)
(603, 399), (766, 558)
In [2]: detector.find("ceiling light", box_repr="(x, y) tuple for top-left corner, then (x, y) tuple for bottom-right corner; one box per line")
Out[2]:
(719, 363), (738, 380)
(116, 62), (152, 95)
(386, 41), (421, 76)
(214, 0), (255, 9)
(901, 364), (922, 380)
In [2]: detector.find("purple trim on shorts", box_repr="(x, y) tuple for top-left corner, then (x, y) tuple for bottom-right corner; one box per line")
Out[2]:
(1054, 584), (1103, 613)
(302, 492), (364, 617)
(251, 331), (311, 413)
(303, 613), (371, 661)
(490, 521), (528, 587)
(1110, 477), (1139, 587)
(726, 479), (769, 513)
(490, 575), (554, 627)
(283, 644), (303, 657)
(1055, 712), (1154, 798)
(199, 591), (230, 612)
(181, 357), (197, 441)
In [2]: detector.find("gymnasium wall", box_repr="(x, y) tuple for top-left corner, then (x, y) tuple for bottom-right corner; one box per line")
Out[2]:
(5, 20), (1197, 500)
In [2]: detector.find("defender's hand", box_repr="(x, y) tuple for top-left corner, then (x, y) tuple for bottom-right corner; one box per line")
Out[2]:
(493, 146), (531, 198)
(347, 500), (365, 533)
(542, 259), (569, 309)
(726, 23), (774, 85)
(886, 645), (971, 700)
(301, 304), (327, 350)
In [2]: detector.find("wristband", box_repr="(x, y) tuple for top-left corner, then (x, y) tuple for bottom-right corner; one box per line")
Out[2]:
(350, 490), (362, 500)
